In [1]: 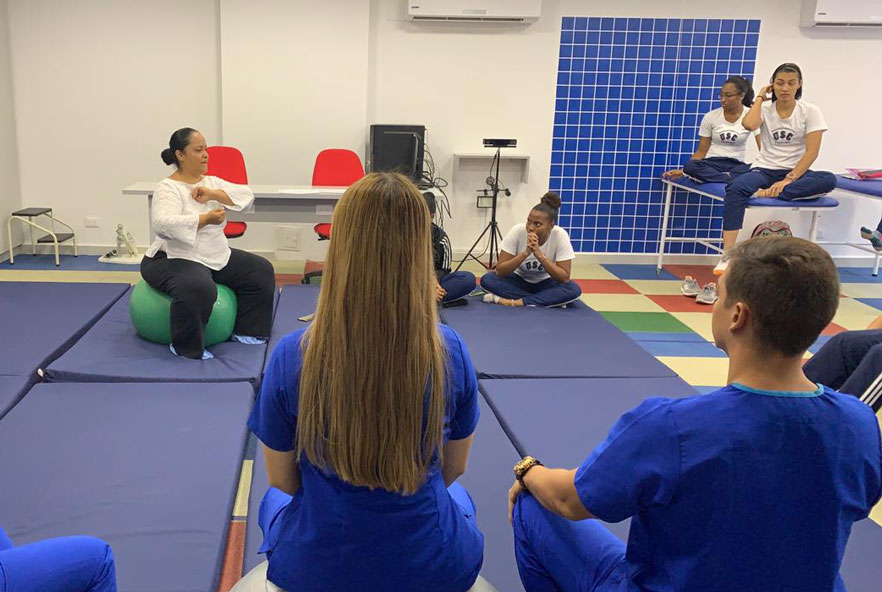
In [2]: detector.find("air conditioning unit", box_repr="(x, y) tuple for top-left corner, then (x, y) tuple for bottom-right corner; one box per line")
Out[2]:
(407, 0), (542, 23)
(801, 0), (882, 27)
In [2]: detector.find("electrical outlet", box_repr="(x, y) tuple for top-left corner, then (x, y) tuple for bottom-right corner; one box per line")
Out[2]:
(275, 226), (301, 250)
(84, 216), (100, 228)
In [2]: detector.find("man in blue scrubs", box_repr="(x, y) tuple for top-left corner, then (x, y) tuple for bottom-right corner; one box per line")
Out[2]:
(508, 237), (882, 592)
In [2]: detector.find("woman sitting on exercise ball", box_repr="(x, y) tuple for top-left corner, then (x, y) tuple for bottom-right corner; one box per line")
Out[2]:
(141, 127), (275, 360)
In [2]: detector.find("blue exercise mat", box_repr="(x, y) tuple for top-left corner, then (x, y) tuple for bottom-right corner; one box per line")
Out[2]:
(44, 287), (269, 389)
(841, 518), (882, 592)
(669, 178), (839, 207)
(0, 281), (129, 376)
(836, 175), (882, 198)
(264, 285), (320, 372)
(0, 382), (253, 592)
(0, 375), (36, 421)
(440, 297), (676, 379)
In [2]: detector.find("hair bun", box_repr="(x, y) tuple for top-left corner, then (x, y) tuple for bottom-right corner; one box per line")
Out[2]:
(541, 191), (561, 210)
(160, 148), (176, 166)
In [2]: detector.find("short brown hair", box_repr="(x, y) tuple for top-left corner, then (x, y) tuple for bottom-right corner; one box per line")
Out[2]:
(724, 237), (839, 356)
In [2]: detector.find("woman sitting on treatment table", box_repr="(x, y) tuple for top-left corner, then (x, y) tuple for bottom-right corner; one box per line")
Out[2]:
(140, 127), (276, 360)
(663, 75), (760, 183)
(233, 173), (495, 592)
(480, 192), (582, 307)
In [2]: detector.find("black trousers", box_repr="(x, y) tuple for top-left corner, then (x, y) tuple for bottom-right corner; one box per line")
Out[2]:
(140, 249), (276, 359)
(803, 329), (882, 410)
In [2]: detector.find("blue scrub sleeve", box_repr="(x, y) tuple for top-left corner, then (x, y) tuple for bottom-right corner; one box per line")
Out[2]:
(448, 332), (480, 441)
(248, 332), (304, 452)
(574, 398), (681, 523)
(0, 528), (13, 552)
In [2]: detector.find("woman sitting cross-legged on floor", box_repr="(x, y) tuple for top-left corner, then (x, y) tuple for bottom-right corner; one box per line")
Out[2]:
(481, 192), (582, 308)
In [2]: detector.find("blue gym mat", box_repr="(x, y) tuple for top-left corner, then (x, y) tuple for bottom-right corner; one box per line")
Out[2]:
(669, 178), (840, 208)
(439, 297), (677, 379)
(0, 381), (253, 592)
(264, 285), (320, 372)
(0, 281), (130, 377)
(0, 375), (36, 421)
(44, 287), (271, 389)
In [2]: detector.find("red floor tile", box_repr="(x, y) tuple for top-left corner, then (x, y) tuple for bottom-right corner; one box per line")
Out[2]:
(821, 322), (847, 336)
(573, 279), (639, 294)
(216, 520), (246, 592)
(276, 273), (303, 286)
(663, 264), (717, 286)
(304, 260), (324, 274)
(647, 294), (715, 313)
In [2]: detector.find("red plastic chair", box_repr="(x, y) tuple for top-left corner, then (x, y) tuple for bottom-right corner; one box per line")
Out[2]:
(206, 146), (248, 239)
(303, 150), (363, 284)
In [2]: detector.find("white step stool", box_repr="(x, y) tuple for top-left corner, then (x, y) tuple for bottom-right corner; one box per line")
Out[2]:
(7, 207), (78, 266)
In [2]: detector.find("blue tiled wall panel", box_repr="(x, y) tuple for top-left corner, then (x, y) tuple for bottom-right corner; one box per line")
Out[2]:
(553, 17), (760, 253)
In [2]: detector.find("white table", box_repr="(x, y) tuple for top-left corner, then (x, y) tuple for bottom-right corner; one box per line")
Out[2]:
(123, 183), (345, 241)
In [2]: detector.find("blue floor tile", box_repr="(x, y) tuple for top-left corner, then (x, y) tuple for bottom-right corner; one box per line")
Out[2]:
(856, 298), (882, 311)
(636, 340), (726, 357)
(838, 268), (882, 283)
(0, 254), (137, 271)
(601, 264), (678, 280)
(808, 335), (833, 355)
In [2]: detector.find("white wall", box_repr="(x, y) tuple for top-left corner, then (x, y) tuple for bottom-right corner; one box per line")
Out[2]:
(7, 0), (220, 249)
(4, 0), (881, 261)
(0, 0), (20, 258)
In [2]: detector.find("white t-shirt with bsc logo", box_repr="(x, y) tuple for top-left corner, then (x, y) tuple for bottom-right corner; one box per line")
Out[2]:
(753, 100), (828, 171)
(500, 224), (576, 284)
(700, 107), (759, 161)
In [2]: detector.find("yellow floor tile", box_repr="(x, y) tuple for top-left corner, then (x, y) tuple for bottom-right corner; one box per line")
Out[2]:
(670, 312), (715, 341)
(839, 283), (882, 299)
(455, 260), (492, 276)
(271, 260), (306, 274)
(833, 298), (882, 331)
(657, 356), (729, 387)
(569, 262), (618, 280)
(232, 459), (254, 518)
(580, 293), (665, 312)
(625, 279), (685, 295)
(0, 270), (111, 283)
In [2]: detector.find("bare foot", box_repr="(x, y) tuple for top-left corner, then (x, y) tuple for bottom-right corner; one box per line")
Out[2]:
(755, 188), (772, 197)
(499, 298), (525, 307)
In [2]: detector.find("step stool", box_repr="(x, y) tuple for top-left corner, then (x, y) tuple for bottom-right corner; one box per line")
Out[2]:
(7, 207), (78, 267)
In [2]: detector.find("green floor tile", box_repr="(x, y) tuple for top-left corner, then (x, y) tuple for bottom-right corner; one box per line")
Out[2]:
(600, 311), (693, 333)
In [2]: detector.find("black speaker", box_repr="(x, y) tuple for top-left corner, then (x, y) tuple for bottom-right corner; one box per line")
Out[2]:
(369, 124), (425, 182)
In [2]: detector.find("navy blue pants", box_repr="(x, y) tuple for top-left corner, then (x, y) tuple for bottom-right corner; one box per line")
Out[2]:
(723, 168), (837, 231)
(440, 271), (476, 302)
(481, 273), (582, 307)
(683, 157), (750, 183)
(0, 527), (116, 592)
(803, 329), (882, 411)
(875, 217), (882, 234)
(513, 494), (626, 592)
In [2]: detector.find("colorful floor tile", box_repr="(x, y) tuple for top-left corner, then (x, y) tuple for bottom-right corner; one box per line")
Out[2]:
(580, 293), (665, 313)
(662, 264), (718, 287)
(839, 283), (882, 299)
(624, 280), (688, 295)
(573, 279), (638, 294)
(601, 311), (693, 333)
(646, 294), (715, 314)
(856, 298), (882, 312)
(601, 263), (678, 281)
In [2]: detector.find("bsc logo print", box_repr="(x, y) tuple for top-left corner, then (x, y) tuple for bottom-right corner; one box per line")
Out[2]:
(718, 130), (740, 144)
(525, 260), (545, 272)
(772, 128), (795, 144)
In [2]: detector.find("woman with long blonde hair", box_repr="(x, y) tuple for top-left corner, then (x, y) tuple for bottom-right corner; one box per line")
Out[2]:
(234, 173), (488, 591)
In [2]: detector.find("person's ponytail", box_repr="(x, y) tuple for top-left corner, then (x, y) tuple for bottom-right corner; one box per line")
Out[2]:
(160, 127), (197, 168)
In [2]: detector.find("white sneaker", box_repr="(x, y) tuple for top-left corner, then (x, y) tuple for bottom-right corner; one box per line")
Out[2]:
(713, 258), (729, 276)
(696, 283), (718, 305)
(680, 276), (700, 297)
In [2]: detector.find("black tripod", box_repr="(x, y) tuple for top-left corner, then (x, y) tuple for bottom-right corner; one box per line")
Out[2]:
(455, 147), (504, 271)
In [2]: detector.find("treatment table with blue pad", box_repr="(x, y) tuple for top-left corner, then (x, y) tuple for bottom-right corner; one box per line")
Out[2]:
(0, 381), (254, 592)
(263, 284), (320, 372)
(657, 177), (839, 270)
(440, 297), (677, 379)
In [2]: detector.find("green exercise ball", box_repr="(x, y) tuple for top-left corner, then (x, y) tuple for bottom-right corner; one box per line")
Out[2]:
(130, 280), (237, 347)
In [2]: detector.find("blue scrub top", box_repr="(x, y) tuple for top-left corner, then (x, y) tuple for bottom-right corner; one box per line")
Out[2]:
(249, 325), (483, 592)
(576, 384), (882, 592)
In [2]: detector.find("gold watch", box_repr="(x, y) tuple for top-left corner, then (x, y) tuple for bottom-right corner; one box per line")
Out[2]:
(513, 456), (543, 492)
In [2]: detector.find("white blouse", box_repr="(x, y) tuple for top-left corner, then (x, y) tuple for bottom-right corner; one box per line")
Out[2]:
(145, 176), (254, 270)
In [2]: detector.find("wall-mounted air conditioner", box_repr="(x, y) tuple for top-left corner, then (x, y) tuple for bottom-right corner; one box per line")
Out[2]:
(801, 0), (882, 27)
(407, 0), (542, 24)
